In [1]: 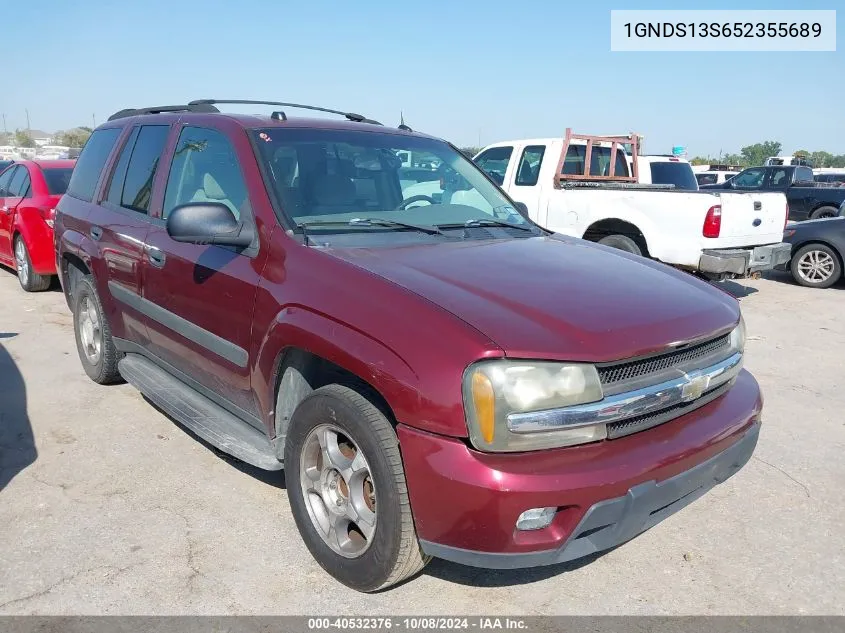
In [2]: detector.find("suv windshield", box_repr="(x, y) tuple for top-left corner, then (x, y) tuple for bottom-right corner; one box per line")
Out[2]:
(252, 128), (536, 237)
(648, 162), (698, 190)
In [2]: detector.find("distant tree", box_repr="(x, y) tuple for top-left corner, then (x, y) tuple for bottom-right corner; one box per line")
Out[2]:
(793, 149), (810, 158)
(55, 128), (92, 148)
(14, 129), (35, 148)
(740, 141), (781, 167)
(689, 156), (714, 165)
(809, 151), (833, 168)
(722, 153), (746, 167)
(459, 147), (482, 158)
(829, 155), (845, 168)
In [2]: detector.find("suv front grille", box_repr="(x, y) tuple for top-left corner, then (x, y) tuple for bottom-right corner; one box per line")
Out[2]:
(598, 334), (730, 388)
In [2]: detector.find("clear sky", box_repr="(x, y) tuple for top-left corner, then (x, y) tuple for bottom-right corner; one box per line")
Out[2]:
(4, 0), (843, 157)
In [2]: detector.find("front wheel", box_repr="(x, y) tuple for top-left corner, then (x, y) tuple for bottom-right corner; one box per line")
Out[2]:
(791, 243), (842, 288)
(285, 384), (429, 592)
(14, 236), (51, 292)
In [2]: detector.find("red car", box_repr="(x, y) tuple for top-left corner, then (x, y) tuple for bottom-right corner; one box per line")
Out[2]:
(55, 101), (761, 592)
(0, 159), (75, 291)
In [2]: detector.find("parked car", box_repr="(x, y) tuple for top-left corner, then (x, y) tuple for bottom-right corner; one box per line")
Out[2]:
(700, 165), (845, 221)
(813, 171), (845, 185)
(55, 101), (762, 592)
(0, 159), (75, 291)
(766, 155), (812, 167)
(692, 164), (741, 187)
(636, 155), (698, 190)
(780, 218), (845, 288)
(474, 133), (790, 279)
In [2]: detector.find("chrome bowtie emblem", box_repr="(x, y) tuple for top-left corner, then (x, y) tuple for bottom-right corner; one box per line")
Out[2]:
(681, 372), (710, 402)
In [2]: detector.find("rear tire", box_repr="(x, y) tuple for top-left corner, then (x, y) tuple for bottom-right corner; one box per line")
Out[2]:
(597, 234), (643, 256)
(810, 206), (838, 220)
(285, 384), (429, 592)
(14, 236), (51, 292)
(73, 276), (123, 383)
(790, 243), (842, 289)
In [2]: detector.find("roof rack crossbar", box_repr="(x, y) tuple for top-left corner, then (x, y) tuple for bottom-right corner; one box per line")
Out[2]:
(107, 103), (220, 121)
(188, 99), (382, 125)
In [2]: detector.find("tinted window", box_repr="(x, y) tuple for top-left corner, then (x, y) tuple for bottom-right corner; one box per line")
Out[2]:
(795, 167), (814, 183)
(7, 166), (28, 197)
(733, 168), (765, 188)
(42, 167), (74, 195)
(474, 146), (512, 185)
(163, 127), (247, 220)
(106, 127), (140, 206)
(648, 162), (698, 190)
(0, 166), (14, 196)
(120, 125), (169, 214)
(66, 128), (122, 201)
(770, 168), (790, 187)
(515, 145), (545, 186)
(696, 173), (718, 185)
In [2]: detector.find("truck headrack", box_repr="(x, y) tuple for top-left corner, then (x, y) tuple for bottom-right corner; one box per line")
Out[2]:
(554, 128), (641, 188)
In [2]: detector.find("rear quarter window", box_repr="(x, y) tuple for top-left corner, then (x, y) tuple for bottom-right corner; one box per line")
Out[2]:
(66, 128), (122, 201)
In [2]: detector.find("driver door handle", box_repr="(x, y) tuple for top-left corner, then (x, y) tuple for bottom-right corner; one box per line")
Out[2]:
(146, 246), (166, 268)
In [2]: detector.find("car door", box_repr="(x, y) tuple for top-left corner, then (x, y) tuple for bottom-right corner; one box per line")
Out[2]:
(141, 124), (266, 423)
(0, 165), (21, 262)
(90, 124), (171, 347)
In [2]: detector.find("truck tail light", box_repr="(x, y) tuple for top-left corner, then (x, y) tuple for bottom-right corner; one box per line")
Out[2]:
(40, 207), (57, 228)
(703, 205), (721, 238)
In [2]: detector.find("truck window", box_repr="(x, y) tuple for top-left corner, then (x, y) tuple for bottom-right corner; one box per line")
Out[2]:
(795, 167), (814, 183)
(562, 145), (629, 177)
(770, 168), (790, 187)
(648, 162), (698, 190)
(733, 168), (765, 188)
(474, 146), (512, 185)
(696, 173), (717, 186)
(515, 145), (545, 186)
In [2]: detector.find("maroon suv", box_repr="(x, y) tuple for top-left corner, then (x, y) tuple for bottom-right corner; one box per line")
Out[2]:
(54, 100), (762, 592)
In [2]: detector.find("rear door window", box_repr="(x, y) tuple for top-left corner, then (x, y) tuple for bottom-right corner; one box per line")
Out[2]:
(119, 125), (170, 214)
(515, 145), (545, 186)
(66, 127), (122, 201)
(42, 168), (74, 195)
(7, 166), (29, 197)
(0, 166), (14, 196)
(474, 146), (512, 185)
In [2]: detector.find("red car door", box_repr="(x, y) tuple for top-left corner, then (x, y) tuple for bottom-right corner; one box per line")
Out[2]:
(0, 165), (18, 263)
(0, 165), (31, 262)
(141, 123), (266, 421)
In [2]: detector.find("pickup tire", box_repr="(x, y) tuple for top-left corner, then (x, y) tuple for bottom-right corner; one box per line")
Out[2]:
(285, 384), (429, 592)
(72, 276), (123, 384)
(14, 236), (51, 292)
(598, 234), (642, 256)
(790, 243), (842, 289)
(810, 206), (839, 220)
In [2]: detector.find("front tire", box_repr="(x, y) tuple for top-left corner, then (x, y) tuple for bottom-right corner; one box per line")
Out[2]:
(597, 234), (643, 256)
(73, 276), (122, 383)
(791, 243), (842, 289)
(285, 384), (429, 592)
(14, 236), (51, 292)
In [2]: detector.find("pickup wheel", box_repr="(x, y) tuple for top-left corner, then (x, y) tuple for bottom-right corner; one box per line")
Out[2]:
(73, 276), (123, 384)
(285, 384), (429, 592)
(597, 234), (642, 256)
(810, 206), (838, 220)
(791, 243), (842, 289)
(14, 236), (51, 292)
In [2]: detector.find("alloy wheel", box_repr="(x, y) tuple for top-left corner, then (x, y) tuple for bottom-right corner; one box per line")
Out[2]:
(14, 239), (29, 287)
(78, 296), (102, 364)
(796, 249), (835, 284)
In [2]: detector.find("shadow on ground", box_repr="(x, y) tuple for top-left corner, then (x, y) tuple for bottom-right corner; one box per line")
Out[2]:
(0, 334), (37, 491)
(714, 279), (759, 299)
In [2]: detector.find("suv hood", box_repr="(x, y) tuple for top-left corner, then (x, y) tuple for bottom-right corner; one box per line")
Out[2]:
(327, 236), (739, 362)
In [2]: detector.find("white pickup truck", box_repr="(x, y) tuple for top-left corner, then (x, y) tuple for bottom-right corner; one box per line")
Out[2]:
(473, 133), (791, 278)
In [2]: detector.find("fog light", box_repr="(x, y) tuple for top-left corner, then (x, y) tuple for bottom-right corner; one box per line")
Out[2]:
(516, 507), (556, 531)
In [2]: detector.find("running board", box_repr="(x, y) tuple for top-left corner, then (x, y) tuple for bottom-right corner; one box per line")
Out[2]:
(118, 354), (283, 470)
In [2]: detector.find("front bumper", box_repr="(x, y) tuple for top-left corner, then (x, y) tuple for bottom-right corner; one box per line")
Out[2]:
(699, 242), (791, 276)
(398, 369), (762, 569)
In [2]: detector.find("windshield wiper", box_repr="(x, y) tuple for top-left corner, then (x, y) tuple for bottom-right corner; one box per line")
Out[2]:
(438, 218), (535, 232)
(296, 218), (445, 244)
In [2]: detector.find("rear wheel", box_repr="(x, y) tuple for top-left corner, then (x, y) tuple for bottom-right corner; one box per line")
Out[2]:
(14, 236), (51, 292)
(285, 384), (429, 592)
(810, 206), (838, 220)
(597, 234), (642, 256)
(791, 243), (842, 289)
(73, 276), (122, 383)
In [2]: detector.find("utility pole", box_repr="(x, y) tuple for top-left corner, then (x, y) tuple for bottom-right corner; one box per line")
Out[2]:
(2, 113), (6, 135)
(25, 109), (31, 133)
(92, 113), (96, 128)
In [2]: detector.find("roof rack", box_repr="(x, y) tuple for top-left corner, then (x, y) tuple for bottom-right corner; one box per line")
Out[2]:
(107, 103), (219, 121)
(188, 99), (383, 126)
(554, 128), (640, 187)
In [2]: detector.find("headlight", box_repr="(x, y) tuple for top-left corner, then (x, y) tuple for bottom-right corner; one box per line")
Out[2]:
(463, 360), (605, 452)
(729, 316), (746, 354)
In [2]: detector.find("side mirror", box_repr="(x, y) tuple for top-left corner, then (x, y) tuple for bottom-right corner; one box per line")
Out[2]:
(166, 202), (253, 247)
(514, 202), (529, 215)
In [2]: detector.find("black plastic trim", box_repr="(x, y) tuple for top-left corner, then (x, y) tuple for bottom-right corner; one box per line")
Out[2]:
(108, 281), (248, 368)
